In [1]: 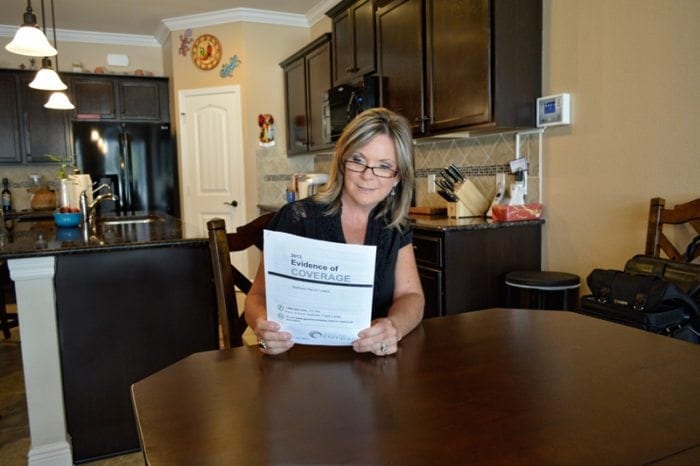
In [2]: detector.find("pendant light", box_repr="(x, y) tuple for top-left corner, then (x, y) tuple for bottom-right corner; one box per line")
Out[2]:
(45, 91), (74, 110)
(41, 0), (74, 110)
(29, 57), (67, 90)
(5, 0), (57, 57)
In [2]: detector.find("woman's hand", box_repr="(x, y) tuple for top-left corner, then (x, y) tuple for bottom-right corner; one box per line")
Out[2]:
(253, 317), (294, 355)
(353, 318), (400, 356)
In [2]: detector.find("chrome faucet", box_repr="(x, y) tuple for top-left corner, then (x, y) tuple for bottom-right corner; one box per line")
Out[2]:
(80, 185), (119, 227)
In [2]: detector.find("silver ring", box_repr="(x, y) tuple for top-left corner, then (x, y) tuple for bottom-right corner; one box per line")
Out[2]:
(380, 342), (388, 354)
(258, 339), (267, 350)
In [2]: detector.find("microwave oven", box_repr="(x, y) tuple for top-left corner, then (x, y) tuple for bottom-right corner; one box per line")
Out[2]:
(322, 76), (379, 144)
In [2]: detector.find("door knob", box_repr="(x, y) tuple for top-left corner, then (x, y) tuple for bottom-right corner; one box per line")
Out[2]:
(224, 200), (238, 207)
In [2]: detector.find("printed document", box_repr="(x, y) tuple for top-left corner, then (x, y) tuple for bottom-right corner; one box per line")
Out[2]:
(264, 230), (376, 346)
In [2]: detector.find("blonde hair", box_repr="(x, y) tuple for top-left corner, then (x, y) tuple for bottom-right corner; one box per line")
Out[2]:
(315, 107), (414, 231)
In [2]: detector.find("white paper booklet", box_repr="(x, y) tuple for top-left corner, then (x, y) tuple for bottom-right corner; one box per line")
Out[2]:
(263, 230), (376, 346)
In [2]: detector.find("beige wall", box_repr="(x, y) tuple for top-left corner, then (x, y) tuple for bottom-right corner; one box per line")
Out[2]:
(542, 0), (699, 290)
(0, 40), (163, 76)
(166, 22), (313, 220)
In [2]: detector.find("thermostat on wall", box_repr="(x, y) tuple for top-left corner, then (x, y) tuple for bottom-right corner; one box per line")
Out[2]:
(536, 93), (571, 127)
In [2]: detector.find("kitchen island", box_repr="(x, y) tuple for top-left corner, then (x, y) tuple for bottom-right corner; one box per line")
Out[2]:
(0, 213), (218, 465)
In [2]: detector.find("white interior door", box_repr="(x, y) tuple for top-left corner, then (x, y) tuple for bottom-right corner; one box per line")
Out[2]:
(178, 85), (247, 271)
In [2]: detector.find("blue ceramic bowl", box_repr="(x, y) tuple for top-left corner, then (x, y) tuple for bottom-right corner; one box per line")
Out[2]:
(54, 212), (82, 228)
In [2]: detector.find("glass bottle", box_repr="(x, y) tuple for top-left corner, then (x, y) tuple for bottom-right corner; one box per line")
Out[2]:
(1, 178), (11, 213)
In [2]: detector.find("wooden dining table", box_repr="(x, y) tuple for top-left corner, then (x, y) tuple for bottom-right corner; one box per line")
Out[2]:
(131, 308), (700, 465)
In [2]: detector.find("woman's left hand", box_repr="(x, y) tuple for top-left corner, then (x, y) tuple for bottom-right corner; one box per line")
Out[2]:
(353, 318), (400, 356)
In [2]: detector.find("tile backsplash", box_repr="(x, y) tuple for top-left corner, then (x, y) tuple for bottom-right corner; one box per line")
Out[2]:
(257, 129), (541, 208)
(1, 165), (60, 211)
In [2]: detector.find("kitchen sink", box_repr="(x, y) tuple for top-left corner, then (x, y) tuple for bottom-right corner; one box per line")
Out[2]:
(97, 214), (165, 225)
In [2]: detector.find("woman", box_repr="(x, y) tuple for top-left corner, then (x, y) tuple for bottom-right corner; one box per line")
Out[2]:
(244, 107), (424, 356)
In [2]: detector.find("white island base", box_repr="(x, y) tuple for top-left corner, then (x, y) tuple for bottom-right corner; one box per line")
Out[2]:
(9, 256), (73, 466)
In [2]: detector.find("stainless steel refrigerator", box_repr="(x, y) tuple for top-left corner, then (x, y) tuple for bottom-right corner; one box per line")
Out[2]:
(73, 121), (179, 217)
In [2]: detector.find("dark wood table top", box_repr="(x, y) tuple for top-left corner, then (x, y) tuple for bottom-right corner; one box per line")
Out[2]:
(131, 309), (700, 465)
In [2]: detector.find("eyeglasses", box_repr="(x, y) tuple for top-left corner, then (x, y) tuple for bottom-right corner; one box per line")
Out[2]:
(344, 160), (398, 178)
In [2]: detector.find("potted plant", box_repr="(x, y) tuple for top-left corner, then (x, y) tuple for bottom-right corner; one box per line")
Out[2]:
(48, 154), (80, 212)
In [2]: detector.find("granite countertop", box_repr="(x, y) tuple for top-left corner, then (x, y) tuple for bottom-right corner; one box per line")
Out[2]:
(409, 215), (544, 232)
(259, 203), (544, 232)
(0, 211), (206, 260)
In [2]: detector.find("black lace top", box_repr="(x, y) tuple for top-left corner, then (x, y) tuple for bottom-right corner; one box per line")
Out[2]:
(266, 198), (413, 319)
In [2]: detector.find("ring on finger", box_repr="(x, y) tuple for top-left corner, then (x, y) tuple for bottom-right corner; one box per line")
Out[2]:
(380, 342), (388, 354)
(258, 338), (267, 350)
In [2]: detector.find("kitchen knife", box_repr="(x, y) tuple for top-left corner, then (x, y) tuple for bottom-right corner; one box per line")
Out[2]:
(448, 164), (465, 182)
(439, 176), (455, 192)
(437, 189), (459, 202)
(435, 178), (451, 193)
(441, 168), (459, 184)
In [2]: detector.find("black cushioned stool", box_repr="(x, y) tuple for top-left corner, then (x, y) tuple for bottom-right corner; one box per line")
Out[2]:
(505, 271), (580, 311)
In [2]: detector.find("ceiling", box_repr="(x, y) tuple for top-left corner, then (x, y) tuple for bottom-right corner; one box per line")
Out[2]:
(1, 1), (337, 42)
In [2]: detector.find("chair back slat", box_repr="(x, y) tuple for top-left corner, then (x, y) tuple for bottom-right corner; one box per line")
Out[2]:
(207, 213), (275, 348)
(645, 197), (700, 262)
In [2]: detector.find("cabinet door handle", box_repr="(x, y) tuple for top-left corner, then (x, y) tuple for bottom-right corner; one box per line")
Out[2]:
(23, 112), (31, 159)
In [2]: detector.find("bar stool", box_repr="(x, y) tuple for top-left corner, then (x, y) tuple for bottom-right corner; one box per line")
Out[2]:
(505, 271), (580, 311)
(1, 260), (19, 339)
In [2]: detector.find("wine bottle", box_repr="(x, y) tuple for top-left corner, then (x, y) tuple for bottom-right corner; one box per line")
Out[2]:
(1, 178), (11, 213)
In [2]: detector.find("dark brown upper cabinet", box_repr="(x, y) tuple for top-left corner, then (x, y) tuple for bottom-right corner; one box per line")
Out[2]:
(71, 75), (170, 122)
(376, 0), (542, 136)
(0, 73), (23, 163)
(326, 0), (376, 86)
(19, 74), (72, 163)
(280, 33), (333, 155)
(0, 70), (71, 164)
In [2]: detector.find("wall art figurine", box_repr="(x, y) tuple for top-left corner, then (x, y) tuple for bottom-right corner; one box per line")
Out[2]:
(220, 55), (242, 78)
(258, 114), (276, 147)
(178, 29), (193, 57)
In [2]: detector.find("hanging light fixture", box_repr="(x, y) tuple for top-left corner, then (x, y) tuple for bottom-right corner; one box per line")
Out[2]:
(29, 57), (67, 90)
(5, 0), (57, 57)
(41, 0), (74, 110)
(45, 91), (74, 110)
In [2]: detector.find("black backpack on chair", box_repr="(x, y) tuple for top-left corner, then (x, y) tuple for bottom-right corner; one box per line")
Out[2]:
(581, 256), (700, 343)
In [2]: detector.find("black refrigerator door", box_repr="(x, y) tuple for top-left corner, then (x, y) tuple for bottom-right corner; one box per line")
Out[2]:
(73, 122), (179, 216)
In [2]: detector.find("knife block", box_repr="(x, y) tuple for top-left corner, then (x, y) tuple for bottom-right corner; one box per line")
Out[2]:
(447, 202), (470, 218)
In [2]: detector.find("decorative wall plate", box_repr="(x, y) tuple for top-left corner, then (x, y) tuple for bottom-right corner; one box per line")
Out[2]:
(191, 34), (222, 70)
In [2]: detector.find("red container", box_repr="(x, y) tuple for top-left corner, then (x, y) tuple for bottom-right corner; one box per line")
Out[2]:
(491, 203), (542, 222)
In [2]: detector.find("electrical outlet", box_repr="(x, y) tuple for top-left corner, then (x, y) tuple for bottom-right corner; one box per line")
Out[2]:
(427, 174), (436, 193)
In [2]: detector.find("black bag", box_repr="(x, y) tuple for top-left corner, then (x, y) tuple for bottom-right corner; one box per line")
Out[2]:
(623, 254), (700, 299)
(581, 268), (700, 342)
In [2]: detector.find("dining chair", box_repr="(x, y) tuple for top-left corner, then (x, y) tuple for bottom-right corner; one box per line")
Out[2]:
(645, 197), (700, 262)
(207, 212), (275, 349)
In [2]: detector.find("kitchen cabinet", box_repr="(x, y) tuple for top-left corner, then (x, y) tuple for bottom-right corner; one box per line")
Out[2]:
(376, 0), (542, 135)
(326, 0), (376, 85)
(19, 74), (72, 163)
(413, 222), (542, 317)
(0, 69), (71, 164)
(0, 73), (22, 163)
(280, 33), (333, 154)
(71, 74), (170, 122)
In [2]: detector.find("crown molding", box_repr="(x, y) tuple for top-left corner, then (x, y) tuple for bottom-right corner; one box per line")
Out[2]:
(1, 1), (341, 47)
(161, 8), (308, 33)
(0, 25), (160, 47)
